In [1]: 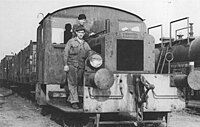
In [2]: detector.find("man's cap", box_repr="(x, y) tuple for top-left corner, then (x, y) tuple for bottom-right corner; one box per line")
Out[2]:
(75, 25), (86, 32)
(78, 14), (86, 20)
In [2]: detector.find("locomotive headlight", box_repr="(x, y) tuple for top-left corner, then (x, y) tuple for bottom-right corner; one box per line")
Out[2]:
(89, 54), (103, 68)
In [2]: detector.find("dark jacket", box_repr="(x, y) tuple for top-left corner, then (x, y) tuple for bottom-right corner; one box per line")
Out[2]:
(64, 37), (91, 68)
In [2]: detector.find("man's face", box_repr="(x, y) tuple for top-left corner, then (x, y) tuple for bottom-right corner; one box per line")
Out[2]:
(76, 30), (85, 39)
(79, 19), (86, 25)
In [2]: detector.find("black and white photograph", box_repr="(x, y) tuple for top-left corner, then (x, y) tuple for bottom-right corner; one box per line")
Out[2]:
(1, 0), (200, 126)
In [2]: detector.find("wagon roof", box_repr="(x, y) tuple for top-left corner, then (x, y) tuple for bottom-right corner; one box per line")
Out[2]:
(39, 5), (144, 24)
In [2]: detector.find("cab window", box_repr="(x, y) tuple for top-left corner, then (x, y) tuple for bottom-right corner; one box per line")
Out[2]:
(119, 21), (141, 32)
(51, 17), (76, 44)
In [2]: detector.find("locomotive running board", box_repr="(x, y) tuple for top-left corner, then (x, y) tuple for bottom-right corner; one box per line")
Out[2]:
(47, 98), (83, 113)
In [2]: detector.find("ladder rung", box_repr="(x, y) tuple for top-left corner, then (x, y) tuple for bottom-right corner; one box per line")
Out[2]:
(48, 91), (66, 98)
(156, 46), (169, 74)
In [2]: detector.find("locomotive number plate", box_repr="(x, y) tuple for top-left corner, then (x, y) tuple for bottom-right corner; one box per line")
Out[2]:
(122, 32), (138, 39)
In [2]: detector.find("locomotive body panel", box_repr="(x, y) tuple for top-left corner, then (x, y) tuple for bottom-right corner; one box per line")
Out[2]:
(142, 74), (185, 112)
(84, 74), (136, 113)
(89, 31), (155, 73)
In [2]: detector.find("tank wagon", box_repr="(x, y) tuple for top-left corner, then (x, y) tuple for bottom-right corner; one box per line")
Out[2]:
(152, 17), (200, 110)
(34, 5), (182, 126)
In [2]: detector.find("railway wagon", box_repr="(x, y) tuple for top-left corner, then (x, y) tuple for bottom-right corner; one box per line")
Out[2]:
(153, 17), (200, 110)
(34, 5), (183, 126)
(0, 55), (14, 87)
(0, 41), (37, 98)
(19, 40), (37, 84)
(0, 63), (2, 84)
(185, 37), (200, 109)
(16, 41), (37, 98)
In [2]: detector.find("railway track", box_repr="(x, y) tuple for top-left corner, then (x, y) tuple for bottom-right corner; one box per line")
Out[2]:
(184, 108), (200, 116)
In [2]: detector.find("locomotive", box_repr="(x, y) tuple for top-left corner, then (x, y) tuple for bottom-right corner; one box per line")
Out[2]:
(0, 5), (184, 127)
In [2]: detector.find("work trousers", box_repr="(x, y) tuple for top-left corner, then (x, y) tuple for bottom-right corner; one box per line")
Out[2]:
(67, 65), (84, 104)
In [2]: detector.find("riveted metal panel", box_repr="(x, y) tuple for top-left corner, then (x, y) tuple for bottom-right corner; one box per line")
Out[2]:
(83, 74), (136, 113)
(142, 74), (185, 112)
(104, 33), (117, 71)
(144, 34), (155, 73)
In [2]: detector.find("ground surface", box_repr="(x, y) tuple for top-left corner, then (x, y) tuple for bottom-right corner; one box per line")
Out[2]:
(1, 87), (200, 127)
(168, 109), (200, 127)
(0, 88), (61, 127)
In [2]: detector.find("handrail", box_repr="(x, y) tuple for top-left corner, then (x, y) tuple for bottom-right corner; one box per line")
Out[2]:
(148, 24), (163, 47)
(161, 46), (169, 73)
(156, 46), (169, 74)
(175, 26), (190, 40)
(156, 48), (164, 74)
(169, 17), (189, 47)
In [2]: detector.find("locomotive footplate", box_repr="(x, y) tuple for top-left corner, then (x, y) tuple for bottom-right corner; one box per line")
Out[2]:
(141, 111), (170, 127)
(47, 98), (139, 127)
(47, 98), (83, 113)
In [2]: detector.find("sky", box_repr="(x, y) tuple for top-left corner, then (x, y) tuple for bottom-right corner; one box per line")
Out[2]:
(1, 0), (200, 60)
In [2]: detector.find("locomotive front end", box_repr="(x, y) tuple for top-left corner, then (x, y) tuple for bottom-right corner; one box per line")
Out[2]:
(83, 21), (182, 126)
(83, 25), (155, 121)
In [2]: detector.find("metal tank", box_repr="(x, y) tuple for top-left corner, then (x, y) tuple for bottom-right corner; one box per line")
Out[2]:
(155, 36), (200, 65)
(189, 36), (200, 61)
(155, 37), (200, 90)
(171, 43), (190, 62)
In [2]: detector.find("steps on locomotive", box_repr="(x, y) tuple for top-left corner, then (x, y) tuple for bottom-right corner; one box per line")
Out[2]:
(48, 91), (66, 98)
(140, 111), (170, 126)
(47, 98), (83, 112)
(48, 89), (83, 98)
(48, 91), (83, 112)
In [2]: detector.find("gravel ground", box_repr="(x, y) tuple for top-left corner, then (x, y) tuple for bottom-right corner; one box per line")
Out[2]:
(0, 88), (61, 127)
(168, 110), (200, 127)
(1, 87), (200, 127)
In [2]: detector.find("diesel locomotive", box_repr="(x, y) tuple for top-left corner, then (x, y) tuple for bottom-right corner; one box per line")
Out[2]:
(0, 5), (184, 127)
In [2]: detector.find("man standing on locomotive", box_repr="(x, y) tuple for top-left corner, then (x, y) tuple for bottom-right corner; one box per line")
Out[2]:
(64, 25), (91, 109)
(72, 14), (94, 39)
